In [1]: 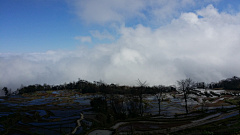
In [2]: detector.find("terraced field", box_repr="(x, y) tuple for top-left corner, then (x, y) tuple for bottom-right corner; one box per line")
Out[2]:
(0, 89), (239, 135)
(0, 90), (94, 135)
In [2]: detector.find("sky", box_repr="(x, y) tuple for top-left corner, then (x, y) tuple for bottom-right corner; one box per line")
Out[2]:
(1, 0), (240, 94)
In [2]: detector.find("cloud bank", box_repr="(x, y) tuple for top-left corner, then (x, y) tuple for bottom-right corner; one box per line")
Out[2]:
(69, 0), (220, 25)
(1, 4), (240, 94)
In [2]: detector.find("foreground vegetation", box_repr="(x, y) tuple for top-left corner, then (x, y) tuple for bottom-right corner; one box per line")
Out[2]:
(171, 113), (240, 135)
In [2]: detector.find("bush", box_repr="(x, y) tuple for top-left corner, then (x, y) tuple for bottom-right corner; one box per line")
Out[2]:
(209, 98), (215, 102)
(202, 130), (214, 135)
(90, 97), (108, 114)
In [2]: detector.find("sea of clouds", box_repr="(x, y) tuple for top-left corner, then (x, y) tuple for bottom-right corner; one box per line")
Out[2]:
(1, 2), (240, 94)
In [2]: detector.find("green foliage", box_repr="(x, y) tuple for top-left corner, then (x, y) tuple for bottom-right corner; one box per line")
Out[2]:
(225, 99), (240, 105)
(202, 130), (214, 135)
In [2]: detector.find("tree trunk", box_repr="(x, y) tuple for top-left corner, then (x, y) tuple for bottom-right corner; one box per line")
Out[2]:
(158, 99), (161, 115)
(139, 96), (143, 116)
(184, 93), (188, 114)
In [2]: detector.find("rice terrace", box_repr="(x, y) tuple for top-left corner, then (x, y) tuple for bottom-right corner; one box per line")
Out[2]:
(1, 77), (240, 135)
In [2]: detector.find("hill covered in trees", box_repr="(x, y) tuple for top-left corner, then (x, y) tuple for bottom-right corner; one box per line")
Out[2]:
(2, 76), (240, 96)
(209, 76), (240, 90)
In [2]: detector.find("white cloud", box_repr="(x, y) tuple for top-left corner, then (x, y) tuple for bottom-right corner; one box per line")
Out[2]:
(90, 30), (115, 40)
(1, 5), (240, 94)
(74, 36), (92, 43)
(69, 0), (146, 24)
(68, 0), (220, 25)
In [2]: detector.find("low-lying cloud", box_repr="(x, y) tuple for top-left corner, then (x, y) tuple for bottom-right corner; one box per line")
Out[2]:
(1, 5), (240, 93)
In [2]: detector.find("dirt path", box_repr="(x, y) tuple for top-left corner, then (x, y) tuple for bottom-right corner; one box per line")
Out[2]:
(67, 113), (84, 135)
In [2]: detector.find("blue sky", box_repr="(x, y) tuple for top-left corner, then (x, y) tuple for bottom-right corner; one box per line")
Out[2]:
(0, 0), (240, 93)
(1, 0), (239, 53)
(0, 0), (120, 53)
(1, 0), (80, 52)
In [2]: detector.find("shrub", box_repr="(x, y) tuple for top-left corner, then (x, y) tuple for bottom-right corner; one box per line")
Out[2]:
(202, 130), (214, 135)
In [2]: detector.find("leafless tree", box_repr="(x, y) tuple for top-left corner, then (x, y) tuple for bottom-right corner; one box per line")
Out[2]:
(154, 85), (165, 115)
(177, 78), (195, 114)
(136, 79), (147, 116)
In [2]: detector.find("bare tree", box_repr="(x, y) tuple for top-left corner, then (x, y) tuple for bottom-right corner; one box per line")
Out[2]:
(136, 79), (147, 116)
(154, 85), (165, 115)
(177, 78), (195, 114)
